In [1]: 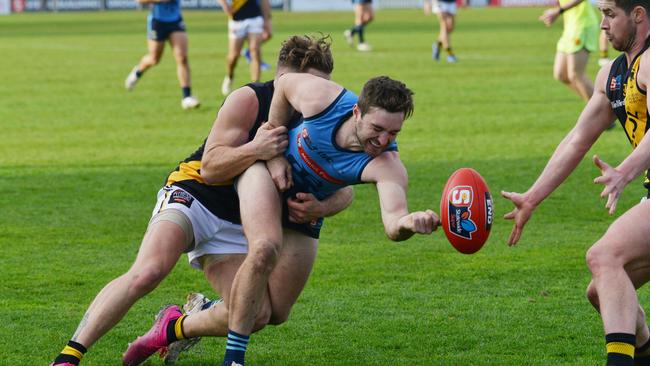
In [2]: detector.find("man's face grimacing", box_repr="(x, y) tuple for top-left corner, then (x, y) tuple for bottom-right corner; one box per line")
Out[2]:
(353, 105), (404, 157)
(599, 0), (638, 52)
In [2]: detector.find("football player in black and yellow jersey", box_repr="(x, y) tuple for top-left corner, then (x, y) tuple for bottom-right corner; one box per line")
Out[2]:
(51, 35), (351, 366)
(503, 1), (650, 365)
(218, 0), (272, 96)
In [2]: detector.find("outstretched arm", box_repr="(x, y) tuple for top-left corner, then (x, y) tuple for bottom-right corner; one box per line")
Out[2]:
(361, 152), (440, 241)
(201, 87), (288, 184)
(502, 65), (617, 245)
(592, 52), (650, 213)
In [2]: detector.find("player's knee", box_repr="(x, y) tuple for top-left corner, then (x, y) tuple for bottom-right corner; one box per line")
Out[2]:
(247, 240), (281, 274)
(127, 266), (166, 296)
(586, 242), (620, 276)
(566, 70), (582, 84)
(175, 54), (188, 65)
(553, 71), (570, 84)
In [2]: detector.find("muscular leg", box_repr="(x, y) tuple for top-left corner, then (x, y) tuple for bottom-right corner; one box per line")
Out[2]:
(553, 52), (571, 86)
(229, 162), (283, 335)
(182, 254), (272, 337)
(226, 36), (246, 80)
(267, 230), (318, 324)
(436, 13), (449, 49)
(360, 3), (374, 26)
(169, 31), (190, 88)
(137, 39), (165, 74)
(566, 49), (594, 101)
(586, 201), (650, 338)
(246, 33), (263, 82)
(181, 231), (317, 338)
(71, 220), (189, 348)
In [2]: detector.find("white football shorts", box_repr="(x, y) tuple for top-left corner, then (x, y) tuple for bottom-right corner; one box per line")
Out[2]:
(152, 186), (248, 269)
(228, 15), (264, 40)
(433, 0), (457, 15)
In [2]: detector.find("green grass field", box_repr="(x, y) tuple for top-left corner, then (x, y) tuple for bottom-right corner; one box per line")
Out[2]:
(1, 6), (646, 365)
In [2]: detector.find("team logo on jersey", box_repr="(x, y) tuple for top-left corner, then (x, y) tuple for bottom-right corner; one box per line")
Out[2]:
(447, 185), (477, 239)
(169, 189), (194, 208)
(610, 75), (622, 91)
(297, 129), (344, 185)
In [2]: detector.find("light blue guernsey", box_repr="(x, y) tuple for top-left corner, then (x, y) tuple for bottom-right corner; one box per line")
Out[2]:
(151, 0), (181, 22)
(284, 89), (398, 200)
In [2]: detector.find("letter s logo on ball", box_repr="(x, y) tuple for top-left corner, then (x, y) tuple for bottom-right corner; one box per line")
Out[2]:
(450, 186), (473, 207)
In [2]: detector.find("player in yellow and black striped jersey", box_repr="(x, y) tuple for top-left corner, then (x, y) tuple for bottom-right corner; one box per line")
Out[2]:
(606, 35), (650, 196)
(51, 35), (349, 366)
(503, 1), (650, 365)
(218, 0), (272, 95)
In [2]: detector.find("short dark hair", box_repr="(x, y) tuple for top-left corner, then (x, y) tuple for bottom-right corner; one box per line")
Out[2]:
(357, 76), (414, 119)
(614, 0), (650, 16)
(277, 35), (334, 75)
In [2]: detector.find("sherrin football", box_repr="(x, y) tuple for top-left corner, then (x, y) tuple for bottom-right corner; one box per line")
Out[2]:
(440, 168), (493, 254)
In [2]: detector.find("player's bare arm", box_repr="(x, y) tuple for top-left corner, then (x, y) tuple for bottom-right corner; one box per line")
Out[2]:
(267, 73), (343, 129)
(361, 151), (439, 241)
(265, 74), (342, 189)
(260, 0), (272, 39)
(216, 0), (233, 16)
(287, 187), (355, 223)
(201, 88), (288, 184)
(502, 64), (617, 245)
(539, 0), (584, 26)
(593, 50), (650, 214)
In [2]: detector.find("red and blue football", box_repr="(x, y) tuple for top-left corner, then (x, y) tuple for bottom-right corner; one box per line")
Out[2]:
(440, 168), (493, 254)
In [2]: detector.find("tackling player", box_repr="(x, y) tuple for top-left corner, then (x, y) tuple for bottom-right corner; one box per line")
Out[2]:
(49, 35), (351, 366)
(503, 1), (650, 364)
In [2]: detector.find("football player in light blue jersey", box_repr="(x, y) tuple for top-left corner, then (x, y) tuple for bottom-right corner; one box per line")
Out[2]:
(219, 75), (441, 366)
(124, 0), (200, 109)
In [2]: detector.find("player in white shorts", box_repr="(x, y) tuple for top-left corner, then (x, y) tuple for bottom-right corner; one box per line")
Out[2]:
(431, 0), (459, 63)
(218, 0), (271, 95)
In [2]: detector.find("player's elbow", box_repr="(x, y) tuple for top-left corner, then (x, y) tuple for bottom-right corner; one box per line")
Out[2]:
(200, 164), (230, 185)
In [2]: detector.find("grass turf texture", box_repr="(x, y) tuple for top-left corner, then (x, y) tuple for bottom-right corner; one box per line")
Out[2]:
(0, 6), (644, 365)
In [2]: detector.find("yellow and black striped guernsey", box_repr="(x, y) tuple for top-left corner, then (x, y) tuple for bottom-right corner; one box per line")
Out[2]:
(165, 81), (272, 225)
(606, 37), (650, 191)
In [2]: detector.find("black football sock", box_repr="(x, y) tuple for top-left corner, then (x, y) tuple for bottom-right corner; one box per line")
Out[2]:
(52, 340), (87, 366)
(606, 333), (635, 366)
(165, 315), (186, 344)
(635, 337), (650, 365)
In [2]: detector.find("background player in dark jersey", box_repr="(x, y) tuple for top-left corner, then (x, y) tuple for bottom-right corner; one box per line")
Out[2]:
(343, 0), (374, 52)
(124, 0), (200, 109)
(49, 35), (350, 366)
(218, 0), (271, 96)
(503, 1), (650, 364)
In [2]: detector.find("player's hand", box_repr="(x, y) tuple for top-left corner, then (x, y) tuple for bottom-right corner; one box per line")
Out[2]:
(539, 8), (560, 26)
(266, 155), (293, 192)
(252, 122), (288, 160)
(287, 192), (323, 223)
(402, 210), (440, 235)
(501, 191), (535, 246)
(262, 20), (272, 41)
(593, 154), (628, 215)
